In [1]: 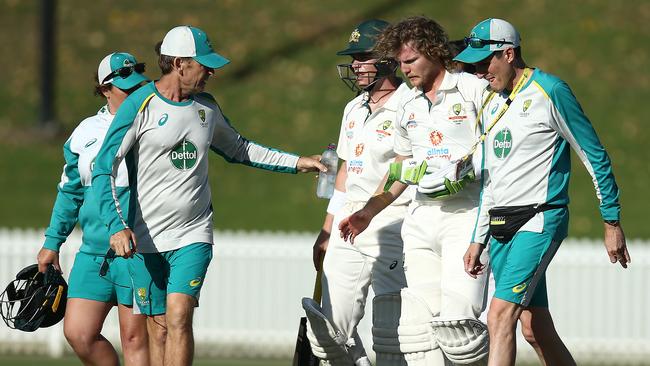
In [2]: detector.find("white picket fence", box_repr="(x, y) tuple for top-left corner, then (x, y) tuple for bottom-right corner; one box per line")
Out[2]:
(0, 228), (648, 364)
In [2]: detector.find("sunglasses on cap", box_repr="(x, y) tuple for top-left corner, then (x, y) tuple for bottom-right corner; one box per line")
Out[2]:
(464, 37), (514, 49)
(101, 63), (146, 85)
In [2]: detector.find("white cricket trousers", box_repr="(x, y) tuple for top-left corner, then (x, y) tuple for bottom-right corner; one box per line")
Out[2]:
(322, 201), (408, 362)
(402, 194), (489, 321)
(400, 193), (490, 365)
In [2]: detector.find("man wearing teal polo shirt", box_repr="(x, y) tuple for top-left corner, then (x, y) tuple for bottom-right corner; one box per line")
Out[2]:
(92, 25), (325, 365)
(457, 18), (630, 366)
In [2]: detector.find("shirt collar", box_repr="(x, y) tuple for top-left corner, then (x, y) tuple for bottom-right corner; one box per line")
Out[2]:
(382, 80), (405, 111)
(361, 79), (405, 112)
(97, 104), (110, 116)
(414, 71), (459, 108)
(417, 70), (458, 95)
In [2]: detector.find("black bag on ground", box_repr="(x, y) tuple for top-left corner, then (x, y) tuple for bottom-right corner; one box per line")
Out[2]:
(488, 204), (565, 243)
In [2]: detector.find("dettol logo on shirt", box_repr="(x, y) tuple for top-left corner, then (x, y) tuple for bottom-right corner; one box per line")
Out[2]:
(170, 139), (198, 170)
(493, 128), (513, 159)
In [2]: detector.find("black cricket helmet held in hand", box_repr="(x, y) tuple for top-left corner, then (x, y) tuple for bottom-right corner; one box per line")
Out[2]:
(0, 264), (67, 332)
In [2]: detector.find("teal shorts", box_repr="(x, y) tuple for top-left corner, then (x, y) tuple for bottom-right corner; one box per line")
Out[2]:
(68, 251), (133, 305)
(129, 242), (213, 315)
(489, 230), (562, 307)
(489, 206), (568, 307)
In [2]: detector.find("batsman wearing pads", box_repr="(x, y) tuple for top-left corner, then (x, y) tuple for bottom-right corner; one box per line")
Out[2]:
(339, 17), (490, 365)
(306, 19), (410, 366)
(92, 26), (325, 366)
(458, 19), (630, 366)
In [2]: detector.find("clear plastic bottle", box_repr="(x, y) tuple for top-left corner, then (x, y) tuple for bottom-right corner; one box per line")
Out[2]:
(316, 144), (338, 199)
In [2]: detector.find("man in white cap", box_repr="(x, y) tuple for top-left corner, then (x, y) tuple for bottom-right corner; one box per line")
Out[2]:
(457, 18), (630, 366)
(91, 25), (326, 365)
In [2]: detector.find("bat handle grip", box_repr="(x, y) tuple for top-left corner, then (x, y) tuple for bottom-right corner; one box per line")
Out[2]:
(313, 254), (324, 303)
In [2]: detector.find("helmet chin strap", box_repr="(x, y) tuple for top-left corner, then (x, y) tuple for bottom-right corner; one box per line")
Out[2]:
(361, 77), (381, 92)
(361, 58), (398, 93)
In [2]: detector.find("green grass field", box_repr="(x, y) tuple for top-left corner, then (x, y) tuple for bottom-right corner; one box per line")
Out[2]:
(0, 1), (648, 237)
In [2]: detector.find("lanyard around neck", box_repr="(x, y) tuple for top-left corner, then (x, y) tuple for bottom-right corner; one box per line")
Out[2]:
(466, 67), (533, 158)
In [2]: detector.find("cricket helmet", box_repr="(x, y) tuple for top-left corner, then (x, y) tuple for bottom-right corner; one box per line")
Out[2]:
(336, 19), (398, 92)
(0, 264), (67, 332)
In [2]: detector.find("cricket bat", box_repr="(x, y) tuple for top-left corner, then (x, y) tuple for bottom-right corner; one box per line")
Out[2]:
(292, 265), (323, 366)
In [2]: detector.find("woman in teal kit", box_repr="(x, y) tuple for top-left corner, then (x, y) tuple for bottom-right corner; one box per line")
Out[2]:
(36, 52), (150, 366)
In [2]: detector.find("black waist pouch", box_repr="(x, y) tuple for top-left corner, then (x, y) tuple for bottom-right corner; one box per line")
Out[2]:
(488, 204), (565, 243)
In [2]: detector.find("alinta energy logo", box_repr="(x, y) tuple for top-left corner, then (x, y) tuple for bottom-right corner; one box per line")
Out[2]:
(493, 127), (513, 159)
(170, 139), (198, 170)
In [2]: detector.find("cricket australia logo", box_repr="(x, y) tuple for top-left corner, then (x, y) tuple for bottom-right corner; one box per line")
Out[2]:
(349, 29), (361, 43)
(381, 120), (392, 130)
(523, 99), (532, 112)
(493, 128), (513, 159)
(198, 109), (208, 127)
(137, 288), (148, 304)
(170, 139), (198, 170)
(452, 103), (462, 116)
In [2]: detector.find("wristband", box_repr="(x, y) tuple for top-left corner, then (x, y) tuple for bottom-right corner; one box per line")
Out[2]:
(326, 189), (346, 215)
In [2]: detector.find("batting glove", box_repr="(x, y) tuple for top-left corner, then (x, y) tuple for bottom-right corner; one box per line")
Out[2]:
(417, 157), (475, 198)
(383, 159), (427, 191)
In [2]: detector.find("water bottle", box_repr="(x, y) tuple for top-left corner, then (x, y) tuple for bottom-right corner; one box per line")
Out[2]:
(316, 144), (338, 199)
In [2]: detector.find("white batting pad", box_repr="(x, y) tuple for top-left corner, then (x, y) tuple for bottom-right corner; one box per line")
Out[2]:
(398, 289), (444, 366)
(302, 297), (352, 365)
(432, 318), (488, 364)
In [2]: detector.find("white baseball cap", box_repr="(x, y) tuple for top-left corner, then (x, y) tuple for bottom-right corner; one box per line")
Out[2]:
(160, 26), (230, 69)
(454, 18), (521, 64)
(97, 52), (148, 89)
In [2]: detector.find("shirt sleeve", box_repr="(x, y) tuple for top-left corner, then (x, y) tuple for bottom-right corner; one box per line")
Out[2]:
(91, 98), (141, 236)
(471, 141), (493, 244)
(210, 112), (299, 173)
(42, 137), (84, 251)
(548, 81), (620, 220)
(336, 103), (353, 161)
(393, 97), (412, 156)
